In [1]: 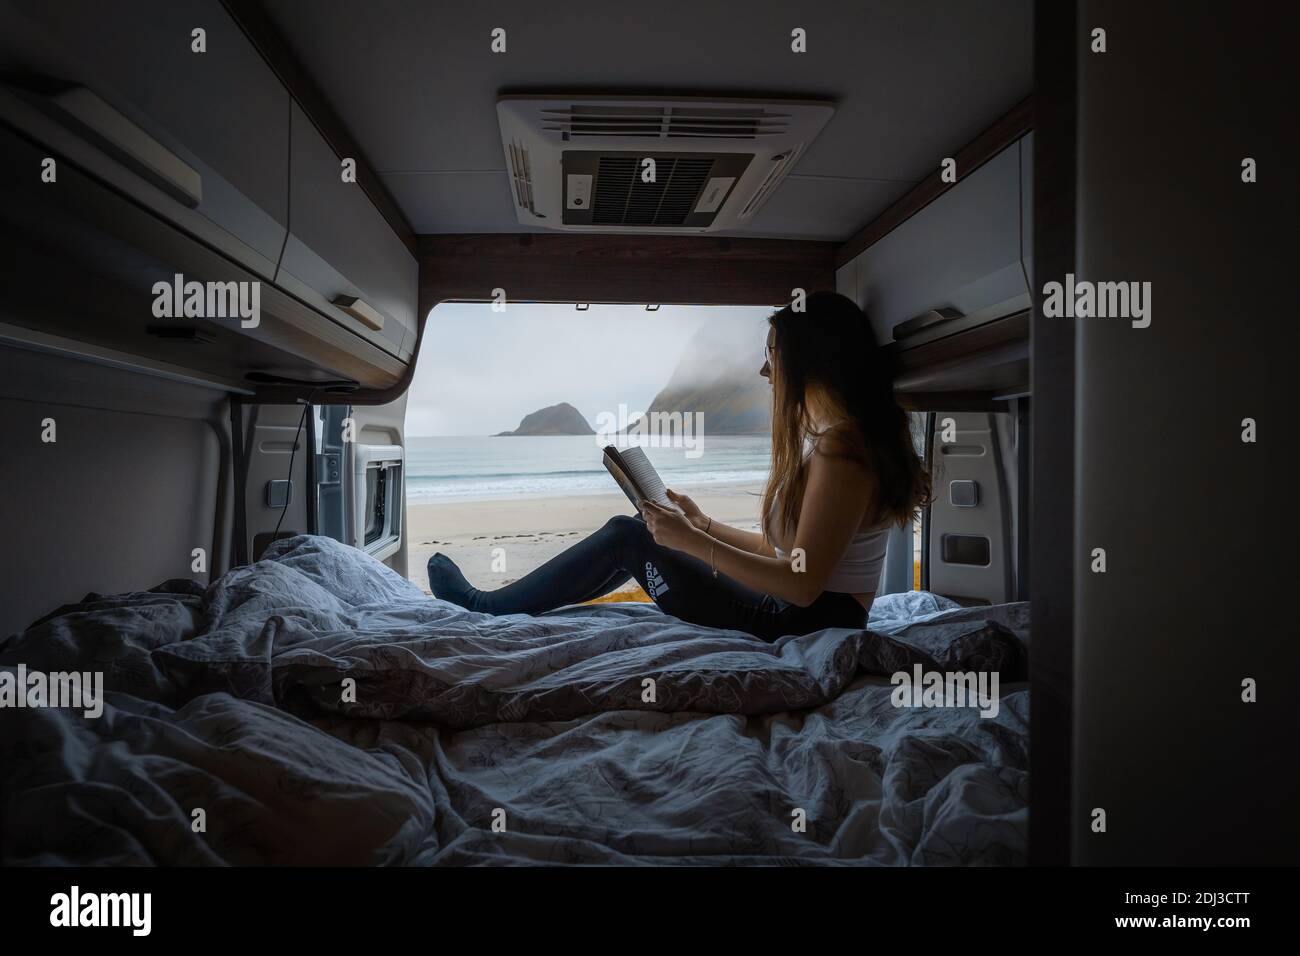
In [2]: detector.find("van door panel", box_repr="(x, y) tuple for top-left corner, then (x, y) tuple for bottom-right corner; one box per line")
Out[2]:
(343, 395), (410, 575)
(241, 404), (311, 562)
(927, 411), (1013, 604)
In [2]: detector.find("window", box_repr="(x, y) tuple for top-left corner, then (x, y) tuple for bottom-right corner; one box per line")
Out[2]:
(403, 302), (774, 599)
(363, 465), (387, 545)
(352, 443), (403, 561)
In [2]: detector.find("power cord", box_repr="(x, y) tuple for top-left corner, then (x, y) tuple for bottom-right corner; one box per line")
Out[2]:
(272, 388), (320, 544)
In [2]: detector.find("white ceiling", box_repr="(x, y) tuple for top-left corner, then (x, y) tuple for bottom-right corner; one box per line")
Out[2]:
(262, 0), (1033, 241)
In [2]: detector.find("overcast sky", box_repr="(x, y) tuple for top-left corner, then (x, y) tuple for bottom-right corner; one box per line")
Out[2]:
(405, 303), (773, 436)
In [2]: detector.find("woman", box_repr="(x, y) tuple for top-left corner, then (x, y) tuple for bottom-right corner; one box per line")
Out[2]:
(427, 291), (930, 642)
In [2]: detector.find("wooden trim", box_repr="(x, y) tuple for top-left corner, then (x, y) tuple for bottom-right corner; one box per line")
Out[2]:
(341, 233), (835, 405)
(415, 233), (836, 307)
(889, 313), (1030, 397)
(834, 96), (1034, 269)
(220, 0), (418, 257)
(892, 310), (1030, 374)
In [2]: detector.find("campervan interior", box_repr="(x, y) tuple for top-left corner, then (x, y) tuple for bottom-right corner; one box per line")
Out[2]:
(0, 0), (1294, 891)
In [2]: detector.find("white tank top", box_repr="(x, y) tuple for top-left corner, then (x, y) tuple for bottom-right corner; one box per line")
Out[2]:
(765, 497), (891, 594)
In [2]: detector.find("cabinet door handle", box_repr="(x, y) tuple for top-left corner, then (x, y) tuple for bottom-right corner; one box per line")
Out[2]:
(332, 295), (386, 331)
(18, 80), (203, 208)
(892, 307), (964, 341)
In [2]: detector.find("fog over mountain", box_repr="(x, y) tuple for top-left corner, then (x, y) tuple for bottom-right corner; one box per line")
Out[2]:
(633, 312), (772, 435)
(487, 309), (773, 439)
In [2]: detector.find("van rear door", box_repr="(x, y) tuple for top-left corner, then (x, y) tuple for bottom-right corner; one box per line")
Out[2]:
(337, 396), (409, 574)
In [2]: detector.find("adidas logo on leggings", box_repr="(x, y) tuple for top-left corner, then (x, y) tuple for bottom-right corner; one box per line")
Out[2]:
(644, 562), (669, 599)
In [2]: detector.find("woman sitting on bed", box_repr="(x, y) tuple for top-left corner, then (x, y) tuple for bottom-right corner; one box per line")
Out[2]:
(427, 290), (931, 642)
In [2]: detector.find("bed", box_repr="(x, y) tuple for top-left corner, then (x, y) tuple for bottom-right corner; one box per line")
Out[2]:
(0, 535), (1029, 865)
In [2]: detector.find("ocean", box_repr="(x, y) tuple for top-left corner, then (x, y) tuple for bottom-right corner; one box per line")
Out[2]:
(406, 435), (771, 503)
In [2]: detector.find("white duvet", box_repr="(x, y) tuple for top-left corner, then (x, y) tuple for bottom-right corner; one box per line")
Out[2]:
(0, 535), (1029, 865)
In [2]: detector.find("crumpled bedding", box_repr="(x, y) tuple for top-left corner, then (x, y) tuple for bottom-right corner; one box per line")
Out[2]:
(0, 534), (1029, 865)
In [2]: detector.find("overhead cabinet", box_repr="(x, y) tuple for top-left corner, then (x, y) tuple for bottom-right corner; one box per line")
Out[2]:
(0, 119), (408, 392)
(0, 0), (418, 390)
(837, 134), (1032, 350)
(0, 0), (290, 281)
(277, 103), (419, 361)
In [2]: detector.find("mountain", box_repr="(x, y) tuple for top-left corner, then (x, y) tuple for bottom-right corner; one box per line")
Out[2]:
(633, 316), (772, 435)
(495, 402), (595, 436)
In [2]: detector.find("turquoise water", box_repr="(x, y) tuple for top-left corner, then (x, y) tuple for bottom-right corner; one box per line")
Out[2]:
(406, 435), (771, 502)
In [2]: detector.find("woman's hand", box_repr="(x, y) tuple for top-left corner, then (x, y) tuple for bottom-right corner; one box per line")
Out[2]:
(641, 500), (703, 553)
(665, 489), (709, 530)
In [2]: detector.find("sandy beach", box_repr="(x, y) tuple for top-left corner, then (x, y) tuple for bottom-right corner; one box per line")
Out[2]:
(406, 481), (765, 597)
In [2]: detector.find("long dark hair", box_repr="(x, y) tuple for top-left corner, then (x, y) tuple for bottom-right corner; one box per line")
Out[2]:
(761, 291), (930, 540)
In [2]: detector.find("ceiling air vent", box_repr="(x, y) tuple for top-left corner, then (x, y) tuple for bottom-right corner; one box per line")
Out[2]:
(539, 105), (791, 140)
(497, 94), (834, 233)
(506, 140), (536, 214)
(739, 143), (802, 219)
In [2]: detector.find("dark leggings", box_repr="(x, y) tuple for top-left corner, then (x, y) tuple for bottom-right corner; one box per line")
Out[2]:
(426, 514), (867, 643)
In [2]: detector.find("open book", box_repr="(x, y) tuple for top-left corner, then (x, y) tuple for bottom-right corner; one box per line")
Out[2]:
(602, 445), (681, 514)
